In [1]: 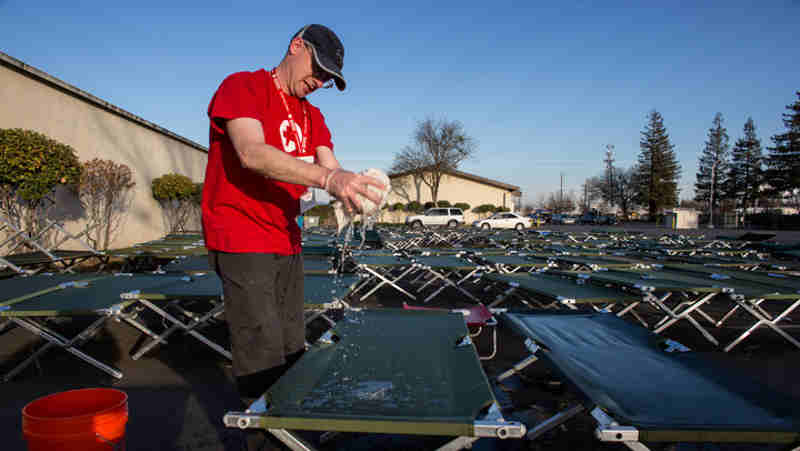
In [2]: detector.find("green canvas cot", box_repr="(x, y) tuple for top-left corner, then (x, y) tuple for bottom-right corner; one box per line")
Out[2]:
(499, 311), (800, 448)
(224, 309), (525, 450)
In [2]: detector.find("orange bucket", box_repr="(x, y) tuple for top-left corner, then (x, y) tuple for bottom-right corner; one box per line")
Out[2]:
(22, 388), (128, 451)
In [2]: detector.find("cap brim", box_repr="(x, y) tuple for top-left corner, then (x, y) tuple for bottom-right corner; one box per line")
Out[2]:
(310, 46), (346, 91)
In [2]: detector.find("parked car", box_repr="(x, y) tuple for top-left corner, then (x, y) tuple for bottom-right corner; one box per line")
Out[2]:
(472, 212), (533, 231)
(551, 213), (576, 225)
(597, 215), (618, 225)
(578, 212), (599, 224)
(405, 208), (465, 228)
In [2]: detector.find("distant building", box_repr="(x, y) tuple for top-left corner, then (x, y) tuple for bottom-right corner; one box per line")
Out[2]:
(382, 168), (521, 223)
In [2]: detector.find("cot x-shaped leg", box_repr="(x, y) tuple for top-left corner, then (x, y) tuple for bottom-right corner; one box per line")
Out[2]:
(724, 297), (800, 352)
(130, 299), (230, 360)
(3, 316), (122, 381)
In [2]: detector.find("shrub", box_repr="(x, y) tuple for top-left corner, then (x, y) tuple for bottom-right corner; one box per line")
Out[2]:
(494, 206), (510, 213)
(390, 202), (405, 211)
(305, 204), (334, 226)
(152, 173), (195, 201)
(78, 158), (136, 250)
(191, 183), (203, 206)
(152, 173), (196, 232)
(453, 202), (470, 211)
(472, 204), (495, 214)
(0, 128), (82, 202)
(436, 200), (451, 207)
(407, 201), (423, 213)
(0, 128), (82, 248)
(423, 201), (435, 210)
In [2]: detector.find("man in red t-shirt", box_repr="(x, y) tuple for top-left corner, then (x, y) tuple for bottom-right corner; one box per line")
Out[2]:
(202, 24), (385, 406)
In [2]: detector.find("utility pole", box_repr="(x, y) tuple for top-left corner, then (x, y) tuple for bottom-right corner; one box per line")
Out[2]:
(604, 144), (615, 212)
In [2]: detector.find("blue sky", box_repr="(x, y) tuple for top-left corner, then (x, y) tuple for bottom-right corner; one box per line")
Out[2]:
(2, 1), (798, 205)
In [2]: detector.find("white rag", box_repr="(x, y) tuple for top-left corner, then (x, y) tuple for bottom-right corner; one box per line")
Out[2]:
(332, 168), (390, 233)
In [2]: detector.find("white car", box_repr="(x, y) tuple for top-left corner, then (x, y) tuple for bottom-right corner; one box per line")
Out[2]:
(405, 208), (465, 228)
(472, 212), (533, 231)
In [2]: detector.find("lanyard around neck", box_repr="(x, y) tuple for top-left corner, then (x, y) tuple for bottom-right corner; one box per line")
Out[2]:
(271, 68), (308, 154)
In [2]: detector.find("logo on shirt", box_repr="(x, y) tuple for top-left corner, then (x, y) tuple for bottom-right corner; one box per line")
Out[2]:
(279, 119), (303, 154)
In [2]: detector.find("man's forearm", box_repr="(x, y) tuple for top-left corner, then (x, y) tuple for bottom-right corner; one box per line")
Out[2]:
(239, 142), (330, 188)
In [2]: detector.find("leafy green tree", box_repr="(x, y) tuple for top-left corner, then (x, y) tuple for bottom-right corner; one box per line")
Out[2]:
(636, 111), (681, 219)
(0, 128), (82, 248)
(152, 173), (196, 233)
(766, 92), (800, 210)
(728, 118), (764, 214)
(694, 113), (730, 225)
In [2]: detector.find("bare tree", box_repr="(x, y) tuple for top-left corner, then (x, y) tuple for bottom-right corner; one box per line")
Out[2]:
(390, 117), (476, 203)
(545, 191), (576, 213)
(614, 166), (639, 219)
(581, 176), (604, 211)
(78, 159), (136, 250)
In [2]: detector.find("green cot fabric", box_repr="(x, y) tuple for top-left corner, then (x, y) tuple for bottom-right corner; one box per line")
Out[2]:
(0, 273), (99, 305)
(553, 255), (644, 268)
(665, 264), (800, 294)
(162, 255), (212, 273)
(132, 273), (222, 300)
(0, 274), (189, 316)
(163, 232), (204, 241)
(480, 255), (543, 267)
(303, 274), (358, 306)
(302, 245), (338, 257)
(581, 269), (725, 293)
(414, 255), (475, 269)
(353, 255), (412, 267)
(3, 250), (98, 266)
(486, 273), (637, 304)
(303, 257), (333, 274)
(265, 309), (494, 427)
(502, 312), (800, 436)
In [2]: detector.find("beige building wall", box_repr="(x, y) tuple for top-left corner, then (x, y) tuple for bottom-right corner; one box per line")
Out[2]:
(382, 172), (520, 223)
(0, 53), (207, 249)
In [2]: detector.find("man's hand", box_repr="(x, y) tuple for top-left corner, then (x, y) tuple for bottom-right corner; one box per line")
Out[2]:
(324, 169), (386, 214)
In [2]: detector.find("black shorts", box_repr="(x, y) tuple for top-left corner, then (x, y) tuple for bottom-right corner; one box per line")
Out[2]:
(209, 251), (305, 377)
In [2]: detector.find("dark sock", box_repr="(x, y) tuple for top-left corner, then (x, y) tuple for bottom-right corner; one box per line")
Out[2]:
(236, 351), (306, 405)
(236, 364), (289, 400)
(285, 349), (305, 368)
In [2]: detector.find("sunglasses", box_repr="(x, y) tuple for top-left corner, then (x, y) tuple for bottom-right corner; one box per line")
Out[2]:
(305, 42), (335, 89)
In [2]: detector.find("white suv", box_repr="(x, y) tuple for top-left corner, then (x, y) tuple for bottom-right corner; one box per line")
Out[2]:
(405, 208), (464, 228)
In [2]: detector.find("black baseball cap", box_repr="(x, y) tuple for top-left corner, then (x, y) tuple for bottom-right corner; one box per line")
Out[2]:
(294, 24), (346, 91)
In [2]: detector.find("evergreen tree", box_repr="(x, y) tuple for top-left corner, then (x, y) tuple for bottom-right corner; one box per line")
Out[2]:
(694, 113), (730, 223)
(635, 110), (681, 219)
(728, 117), (763, 213)
(766, 92), (800, 210)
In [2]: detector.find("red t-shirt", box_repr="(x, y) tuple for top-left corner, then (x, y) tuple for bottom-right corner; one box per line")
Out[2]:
(202, 69), (333, 254)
